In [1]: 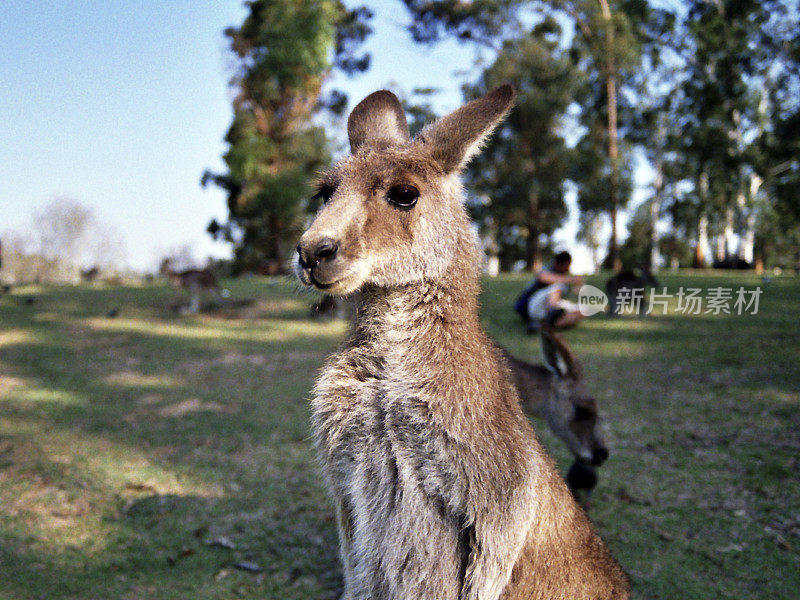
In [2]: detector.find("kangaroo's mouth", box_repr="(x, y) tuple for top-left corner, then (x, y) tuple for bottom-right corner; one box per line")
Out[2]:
(294, 260), (337, 290)
(309, 272), (335, 290)
(296, 265), (356, 295)
(295, 255), (368, 296)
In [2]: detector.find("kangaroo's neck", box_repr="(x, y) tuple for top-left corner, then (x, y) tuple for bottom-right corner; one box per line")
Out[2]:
(352, 242), (483, 352)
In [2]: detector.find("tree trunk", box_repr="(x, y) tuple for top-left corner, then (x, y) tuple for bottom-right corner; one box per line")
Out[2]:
(694, 172), (710, 268)
(716, 206), (734, 263)
(609, 200), (619, 271)
(695, 213), (709, 268)
(738, 174), (760, 265)
(649, 160), (663, 272)
(527, 191), (542, 272)
(268, 214), (286, 271)
(715, 234), (726, 264)
(649, 119), (666, 272)
(598, 0), (621, 272)
(739, 212), (755, 265)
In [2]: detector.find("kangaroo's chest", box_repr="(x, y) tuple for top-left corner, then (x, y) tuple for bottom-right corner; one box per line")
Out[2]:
(312, 356), (416, 489)
(311, 351), (465, 597)
(312, 344), (465, 508)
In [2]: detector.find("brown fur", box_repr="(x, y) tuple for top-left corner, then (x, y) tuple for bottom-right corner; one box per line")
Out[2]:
(296, 86), (629, 600)
(159, 259), (219, 293)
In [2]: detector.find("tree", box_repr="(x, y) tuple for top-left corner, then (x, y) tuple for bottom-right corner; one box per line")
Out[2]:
(466, 18), (583, 270)
(668, 1), (777, 267)
(551, 0), (677, 270)
(577, 209), (605, 271)
(32, 197), (93, 269)
(203, 0), (372, 273)
(401, 87), (440, 137)
(755, 1), (800, 266)
(402, 0), (671, 271)
(3, 198), (125, 284)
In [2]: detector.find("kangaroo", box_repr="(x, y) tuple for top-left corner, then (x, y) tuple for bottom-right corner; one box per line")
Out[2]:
(502, 325), (609, 468)
(606, 268), (659, 317)
(159, 258), (219, 313)
(295, 86), (629, 600)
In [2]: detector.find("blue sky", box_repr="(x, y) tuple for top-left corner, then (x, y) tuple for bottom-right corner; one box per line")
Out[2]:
(0, 0), (616, 272)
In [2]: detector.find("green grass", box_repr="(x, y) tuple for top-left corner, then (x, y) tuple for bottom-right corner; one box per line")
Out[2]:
(0, 272), (798, 599)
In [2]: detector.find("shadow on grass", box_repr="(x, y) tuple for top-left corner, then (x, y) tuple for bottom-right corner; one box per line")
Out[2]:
(0, 280), (347, 599)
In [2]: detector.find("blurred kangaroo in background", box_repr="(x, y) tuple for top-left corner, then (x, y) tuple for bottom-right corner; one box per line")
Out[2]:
(159, 258), (219, 313)
(502, 325), (609, 469)
(295, 85), (628, 599)
(606, 268), (659, 317)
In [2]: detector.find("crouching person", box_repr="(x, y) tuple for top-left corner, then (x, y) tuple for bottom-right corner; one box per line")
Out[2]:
(514, 251), (585, 332)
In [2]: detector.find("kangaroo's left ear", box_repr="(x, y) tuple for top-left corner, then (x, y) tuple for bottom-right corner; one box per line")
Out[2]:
(416, 84), (515, 173)
(540, 325), (568, 379)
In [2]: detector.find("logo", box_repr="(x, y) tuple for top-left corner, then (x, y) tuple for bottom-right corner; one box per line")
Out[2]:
(578, 285), (608, 316)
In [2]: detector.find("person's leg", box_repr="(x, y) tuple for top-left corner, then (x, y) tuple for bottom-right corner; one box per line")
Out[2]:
(552, 309), (585, 329)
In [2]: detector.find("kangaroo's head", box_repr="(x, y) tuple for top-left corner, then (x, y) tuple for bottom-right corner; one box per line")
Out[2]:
(295, 85), (515, 295)
(540, 325), (609, 466)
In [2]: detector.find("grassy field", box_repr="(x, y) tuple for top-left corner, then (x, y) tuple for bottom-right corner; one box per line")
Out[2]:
(0, 272), (798, 599)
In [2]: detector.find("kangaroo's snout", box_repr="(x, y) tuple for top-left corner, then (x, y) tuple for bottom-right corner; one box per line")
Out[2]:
(296, 234), (350, 291)
(297, 238), (339, 270)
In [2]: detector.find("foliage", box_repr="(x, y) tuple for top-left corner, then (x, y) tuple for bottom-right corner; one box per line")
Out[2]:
(203, 0), (371, 274)
(402, 0), (523, 47)
(401, 0), (673, 269)
(659, 1), (800, 267)
(465, 18), (583, 270)
(618, 199), (652, 269)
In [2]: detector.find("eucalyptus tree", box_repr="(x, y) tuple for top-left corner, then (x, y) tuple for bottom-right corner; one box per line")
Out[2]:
(756, 1), (800, 265)
(203, 0), (371, 273)
(672, 0), (776, 266)
(402, 0), (671, 270)
(466, 18), (583, 270)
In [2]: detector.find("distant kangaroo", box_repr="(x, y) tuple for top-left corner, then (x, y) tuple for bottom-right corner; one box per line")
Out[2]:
(159, 258), (219, 313)
(502, 326), (609, 504)
(295, 86), (629, 600)
(606, 268), (659, 317)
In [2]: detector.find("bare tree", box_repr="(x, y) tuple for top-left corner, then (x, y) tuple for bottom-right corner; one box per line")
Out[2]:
(32, 198), (92, 267)
(4, 198), (126, 283)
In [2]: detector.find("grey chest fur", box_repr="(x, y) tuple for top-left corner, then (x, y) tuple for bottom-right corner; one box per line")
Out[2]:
(312, 366), (469, 598)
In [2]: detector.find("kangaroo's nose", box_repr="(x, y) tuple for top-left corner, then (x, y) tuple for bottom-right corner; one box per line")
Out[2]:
(591, 447), (609, 466)
(297, 239), (339, 269)
(314, 239), (339, 262)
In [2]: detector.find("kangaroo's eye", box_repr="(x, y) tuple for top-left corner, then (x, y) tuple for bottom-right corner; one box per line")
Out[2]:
(387, 184), (419, 209)
(312, 184), (336, 204)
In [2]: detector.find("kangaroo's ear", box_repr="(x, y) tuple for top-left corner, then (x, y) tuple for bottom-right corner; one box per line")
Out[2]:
(543, 324), (583, 381)
(416, 84), (515, 173)
(348, 90), (411, 153)
(540, 325), (568, 379)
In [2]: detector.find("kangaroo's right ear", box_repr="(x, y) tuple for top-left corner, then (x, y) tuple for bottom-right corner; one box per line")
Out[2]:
(416, 84), (515, 173)
(348, 90), (411, 152)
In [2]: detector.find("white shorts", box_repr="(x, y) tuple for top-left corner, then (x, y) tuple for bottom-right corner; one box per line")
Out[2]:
(527, 283), (567, 321)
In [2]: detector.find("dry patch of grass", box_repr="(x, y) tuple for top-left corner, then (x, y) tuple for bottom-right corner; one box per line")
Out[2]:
(105, 370), (185, 388)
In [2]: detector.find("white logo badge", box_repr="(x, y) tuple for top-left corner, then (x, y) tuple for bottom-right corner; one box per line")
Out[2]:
(578, 285), (608, 316)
